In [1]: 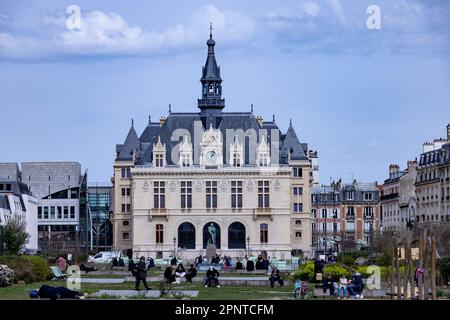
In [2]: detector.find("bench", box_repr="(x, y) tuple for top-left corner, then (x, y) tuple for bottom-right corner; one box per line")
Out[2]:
(50, 266), (68, 281)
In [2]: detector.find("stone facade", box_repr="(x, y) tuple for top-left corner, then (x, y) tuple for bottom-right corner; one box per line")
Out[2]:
(112, 32), (314, 260)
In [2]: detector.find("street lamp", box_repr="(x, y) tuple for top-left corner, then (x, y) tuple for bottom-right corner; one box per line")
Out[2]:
(173, 236), (177, 256)
(246, 235), (250, 256)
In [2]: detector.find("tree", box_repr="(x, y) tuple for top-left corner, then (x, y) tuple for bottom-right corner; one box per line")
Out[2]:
(2, 215), (30, 255)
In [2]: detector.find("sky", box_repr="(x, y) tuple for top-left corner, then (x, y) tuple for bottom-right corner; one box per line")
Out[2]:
(0, 0), (449, 184)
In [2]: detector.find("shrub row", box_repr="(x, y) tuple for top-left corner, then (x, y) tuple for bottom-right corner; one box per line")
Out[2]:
(0, 255), (51, 284)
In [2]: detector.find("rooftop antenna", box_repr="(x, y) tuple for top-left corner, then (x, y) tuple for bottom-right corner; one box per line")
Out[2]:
(273, 114), (275, 122)
(251, 103), (253, 112)
(169, 104), (172, 113)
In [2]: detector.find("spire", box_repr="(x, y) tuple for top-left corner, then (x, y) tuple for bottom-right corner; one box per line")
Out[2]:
(131, 118), (134, 127)
(289, 118), (292, 127)
(251, 103), (254, 112)
(169, 103), (172, 113)
(148, 115), (151, 124)
(198, 25), (224, 114)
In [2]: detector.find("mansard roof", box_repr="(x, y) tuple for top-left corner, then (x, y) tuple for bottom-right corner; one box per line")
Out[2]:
(116, 124), (141, 161)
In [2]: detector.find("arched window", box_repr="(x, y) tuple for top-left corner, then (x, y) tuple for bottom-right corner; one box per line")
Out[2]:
(156, 224), (163, 244)
(178, 223), (195, 249)
(228, 222), (246, 249)
(260, 223), (268, 243)
(203, 222), (221, 249)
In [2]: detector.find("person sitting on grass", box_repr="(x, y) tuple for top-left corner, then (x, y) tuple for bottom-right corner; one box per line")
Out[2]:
(204, 266), (220, 288)
(29, 285), (86, 300)
(185, 264), (197, 283)
(164, 266), (176, 283)
(79, 263), (97, 274)
(269, 268), (284, 288)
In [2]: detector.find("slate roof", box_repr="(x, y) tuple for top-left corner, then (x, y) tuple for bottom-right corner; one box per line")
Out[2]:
(116, 33), (309, 166)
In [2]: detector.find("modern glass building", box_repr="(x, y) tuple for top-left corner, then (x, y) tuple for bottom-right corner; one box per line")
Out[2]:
(88, 184), (113, 252)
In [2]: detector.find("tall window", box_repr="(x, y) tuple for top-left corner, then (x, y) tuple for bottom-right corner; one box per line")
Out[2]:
(121, 167), (131, 178)
(232, 153), (241, 167)
(293, 187), (303, 196)
(121, 188), (130, 197)
(57, 206), (62, 219)
(346, 190), (354, 200)
(155, 154), (164, 167)
(206, 181), (218, 209)
(43, 207), (49, 219)
(231, 181), (243, 208)
(347, 206), (355, 217)
(121, 203), (131, 213)
(154, 181), (165, 209)
(70, 206), (75, 219)
(293, 167), (302, 178)
(364, 206), (373, 218)
(181, 181), (192, 209)
(181, 154), (191, 167)
(260, 223), (268, 243)
(38, 207), (42, 219)
(364, 192), (373, 201)
(63, 206), (68, 219)
(50, 207), (55, 219)
(294, 203), (303, 212)
(178, 223), (196, 249)
(258, 181), (270, 208)
(156, 224), (163, 244)
(321, 208), (327, 218)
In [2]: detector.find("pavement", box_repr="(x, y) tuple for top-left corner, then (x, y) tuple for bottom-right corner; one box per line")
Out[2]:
(90, 289), (199, 298)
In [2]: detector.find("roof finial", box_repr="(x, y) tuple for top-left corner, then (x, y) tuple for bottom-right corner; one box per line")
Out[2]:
(251, 103), (254, 112)
(169, 104), (172, 113)
(273, 114), (275, 122)
(131, 118), (134, 127)
(210, 22), (213, 38)
(289, 118), (292, 127)
(148, 115), (151, 124)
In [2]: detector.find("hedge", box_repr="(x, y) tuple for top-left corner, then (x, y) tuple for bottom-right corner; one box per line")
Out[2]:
(0, 255), (51, 284)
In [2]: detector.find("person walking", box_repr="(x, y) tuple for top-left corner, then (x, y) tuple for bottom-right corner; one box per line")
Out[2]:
(135, 256), (150, 291)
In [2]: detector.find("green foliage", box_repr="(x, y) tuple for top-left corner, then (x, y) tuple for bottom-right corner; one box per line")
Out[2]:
(292, 261), (315, 281)
(323, 263), (351, 281)
(2, 216), (30, 255)
(438, 257), (450, 284)
(375, 252), (392, 266)
(0, 255), (50, 284)
(337, 251), (370, 266)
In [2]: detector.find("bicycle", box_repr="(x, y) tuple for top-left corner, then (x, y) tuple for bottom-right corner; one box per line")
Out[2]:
(294, 280), (310, 300)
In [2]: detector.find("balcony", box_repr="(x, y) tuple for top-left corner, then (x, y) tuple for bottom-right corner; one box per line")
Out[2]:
(380, 193), (399, 201)
(253, 208), (274, 221)
(148, 208), (168, 221)
(364, 214), (374, 220)
(346, 214), (355, 220)
(198, 98), (225, 108)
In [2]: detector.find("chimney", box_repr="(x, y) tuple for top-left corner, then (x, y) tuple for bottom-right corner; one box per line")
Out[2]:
(160, 116), (166, 127)
(389, 164), (399, 178)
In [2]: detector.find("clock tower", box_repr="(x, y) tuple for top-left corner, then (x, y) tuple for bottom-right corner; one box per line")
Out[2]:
(200, 124), (223, 167)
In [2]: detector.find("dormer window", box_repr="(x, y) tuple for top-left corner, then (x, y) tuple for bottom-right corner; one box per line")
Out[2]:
(179, 135), (193, 167)
(152, 136), (166, 168)
(256, 134), (270, 167)
(230, 136), (243, 167)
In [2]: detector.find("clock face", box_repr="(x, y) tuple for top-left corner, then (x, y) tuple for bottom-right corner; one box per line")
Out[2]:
(207, 151), (217, 162)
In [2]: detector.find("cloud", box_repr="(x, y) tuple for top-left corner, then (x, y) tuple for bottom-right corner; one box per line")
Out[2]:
(260, 0), (450, 56)
(0, 5), (255, 60)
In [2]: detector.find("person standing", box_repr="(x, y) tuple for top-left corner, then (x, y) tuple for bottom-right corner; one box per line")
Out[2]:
(135, 256), (150, 291)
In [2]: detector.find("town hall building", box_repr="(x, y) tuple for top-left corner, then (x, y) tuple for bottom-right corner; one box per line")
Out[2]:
(112, 29), (315, 260)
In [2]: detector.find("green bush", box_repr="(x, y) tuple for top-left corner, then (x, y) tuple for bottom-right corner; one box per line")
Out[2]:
(337, 251), (370, 266)
(292, 261), (315, 281)
(375, 252), (392, 266)
(438, 257), (450, 284)
(0, 255), (50, 283)
(323, 263), (351, 281)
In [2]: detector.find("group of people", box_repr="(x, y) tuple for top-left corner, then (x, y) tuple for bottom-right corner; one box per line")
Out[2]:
(322, 271), (365, 299)
(164, 263), (198, 284)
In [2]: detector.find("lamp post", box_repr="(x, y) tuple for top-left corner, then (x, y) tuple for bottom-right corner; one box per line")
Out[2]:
(246, 235), (250, 256)
(74, 225), (79, 265)
(173, 236), (176, 257)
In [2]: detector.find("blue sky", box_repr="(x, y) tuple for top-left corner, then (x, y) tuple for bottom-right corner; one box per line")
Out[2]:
(1, 0), (449, 184)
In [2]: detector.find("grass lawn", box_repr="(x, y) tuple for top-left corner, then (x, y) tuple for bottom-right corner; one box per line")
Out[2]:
(0, 280), (298, 300)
